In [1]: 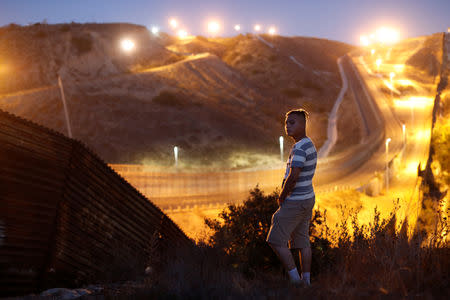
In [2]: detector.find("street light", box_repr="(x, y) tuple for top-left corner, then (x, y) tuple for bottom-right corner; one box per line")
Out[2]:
(376, 58), (382, 72)
(174, 146), (179, 167)
(177, 29), (188, 39)
(254, 24), (261, 32)
(234, 24), (241, 31)
(57, 76), (73, 138)
(360, 35), (370, 46)
(169, 18), (178, 29)
(279, 136), (284, 162)
(268, 27), (276, 35)
(389, 72), (395, 82)
(207, 21), (220, 36)
(121, 39), (135, 52)
(385, 138), (391, 193)
(151, 26), (159, 35)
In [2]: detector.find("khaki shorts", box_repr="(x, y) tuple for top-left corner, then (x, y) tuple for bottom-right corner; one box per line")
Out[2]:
(266, 197), (315, 249)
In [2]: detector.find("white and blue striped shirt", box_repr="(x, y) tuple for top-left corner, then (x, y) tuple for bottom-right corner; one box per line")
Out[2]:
(283, 137), (317, 201)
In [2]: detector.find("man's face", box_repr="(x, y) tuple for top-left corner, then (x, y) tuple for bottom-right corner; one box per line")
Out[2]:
(285, 114), (305, 138)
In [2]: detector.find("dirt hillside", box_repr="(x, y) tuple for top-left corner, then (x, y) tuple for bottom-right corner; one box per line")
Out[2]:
(0, 23), (355, 168)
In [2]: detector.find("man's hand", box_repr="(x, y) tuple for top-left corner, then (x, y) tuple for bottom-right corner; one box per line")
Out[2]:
(278, 167), (301, 206)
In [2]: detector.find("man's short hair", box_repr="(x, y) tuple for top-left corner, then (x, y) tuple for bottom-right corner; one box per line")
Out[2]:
(286, 109), (309, 122)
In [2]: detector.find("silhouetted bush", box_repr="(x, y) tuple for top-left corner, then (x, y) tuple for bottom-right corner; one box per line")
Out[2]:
(152, 91), (186, 107)
(71, 34), (93, 55)
(99, 187), (449, 298)
(205, 187), (334, 277)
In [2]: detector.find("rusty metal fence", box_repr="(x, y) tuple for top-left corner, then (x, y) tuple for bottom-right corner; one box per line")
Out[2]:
(0, 109), (190, 297)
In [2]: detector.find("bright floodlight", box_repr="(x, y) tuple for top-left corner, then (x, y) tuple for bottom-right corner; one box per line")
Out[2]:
(254, 24), (261, 32)
(177, 29), (188, 39)
(389, 72), (395, 81)
(169, 18), (178, 29)
(121, 39), (135, 52)
(268, 26), (276, 35)
(371, 49), (375, 55)
(234, 24), (241, 31)
(359, 35), (370, 46)
(375, 27), (400, 44)
(207, 21), (220, 35)
(376, 58), (382, 70)
(151, 26), (159, 34)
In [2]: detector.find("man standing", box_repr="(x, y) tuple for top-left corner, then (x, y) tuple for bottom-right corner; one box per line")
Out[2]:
(266, 109), (317, 286)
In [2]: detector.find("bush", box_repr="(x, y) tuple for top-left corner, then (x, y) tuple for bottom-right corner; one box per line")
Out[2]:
(205, 186), (449, 297)
(71, 34), (93, 55)
(205, 187), (333, 277)
(152, 91), (186, 107)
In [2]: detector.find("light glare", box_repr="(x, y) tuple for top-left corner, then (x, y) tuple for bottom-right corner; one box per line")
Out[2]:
(254, 24), (261, 32)
(151, 26), (159, 34)
(177, 29), (188, 39)
(121, 39), (135, 52)
(268, 27), (276, 35)
(169, 18), (178, 29)
(234, 24), (241, 31)
(207, 21), (220, 35)
(360, 35), (370, 46)
(375, 27), (400, 44)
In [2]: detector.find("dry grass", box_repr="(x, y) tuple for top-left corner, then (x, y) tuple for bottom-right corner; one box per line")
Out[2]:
(98, 196), (449, 299)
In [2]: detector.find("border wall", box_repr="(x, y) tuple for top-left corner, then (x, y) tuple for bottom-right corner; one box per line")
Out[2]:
(0, 109), (190, 297)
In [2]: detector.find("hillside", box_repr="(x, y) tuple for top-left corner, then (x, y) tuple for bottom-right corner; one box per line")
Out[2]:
(0, 23), (355, 168)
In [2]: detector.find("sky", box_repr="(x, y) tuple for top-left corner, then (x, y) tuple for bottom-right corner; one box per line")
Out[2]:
(0, 0), (449, 44)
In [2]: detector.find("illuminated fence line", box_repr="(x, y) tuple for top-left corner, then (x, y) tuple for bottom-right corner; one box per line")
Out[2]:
(0, 109), (190, 297)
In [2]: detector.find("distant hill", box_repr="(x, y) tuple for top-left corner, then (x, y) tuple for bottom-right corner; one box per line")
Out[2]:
(0, 23), (355, 168)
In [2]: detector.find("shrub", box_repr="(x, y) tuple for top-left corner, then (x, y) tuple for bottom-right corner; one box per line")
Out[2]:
(205, 187), (333, 277)
(71, 34), (93, 55)
(152, 91), (186, 107)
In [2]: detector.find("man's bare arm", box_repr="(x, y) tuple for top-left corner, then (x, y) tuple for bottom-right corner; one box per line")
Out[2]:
(278, 167), (301, 205)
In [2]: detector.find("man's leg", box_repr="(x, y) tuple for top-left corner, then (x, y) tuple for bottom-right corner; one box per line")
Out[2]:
(269, 243), (296, 270)
(299, 246), (312, 273)
(268, 243), (301, 283)
(290, 198), (315, 285)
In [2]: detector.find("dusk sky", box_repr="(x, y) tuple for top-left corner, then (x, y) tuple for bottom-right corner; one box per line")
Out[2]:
(1, 0), (449, 44)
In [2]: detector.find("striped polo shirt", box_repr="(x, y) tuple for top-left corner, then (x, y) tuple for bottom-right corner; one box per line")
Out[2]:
(283, 137), (317, 201)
